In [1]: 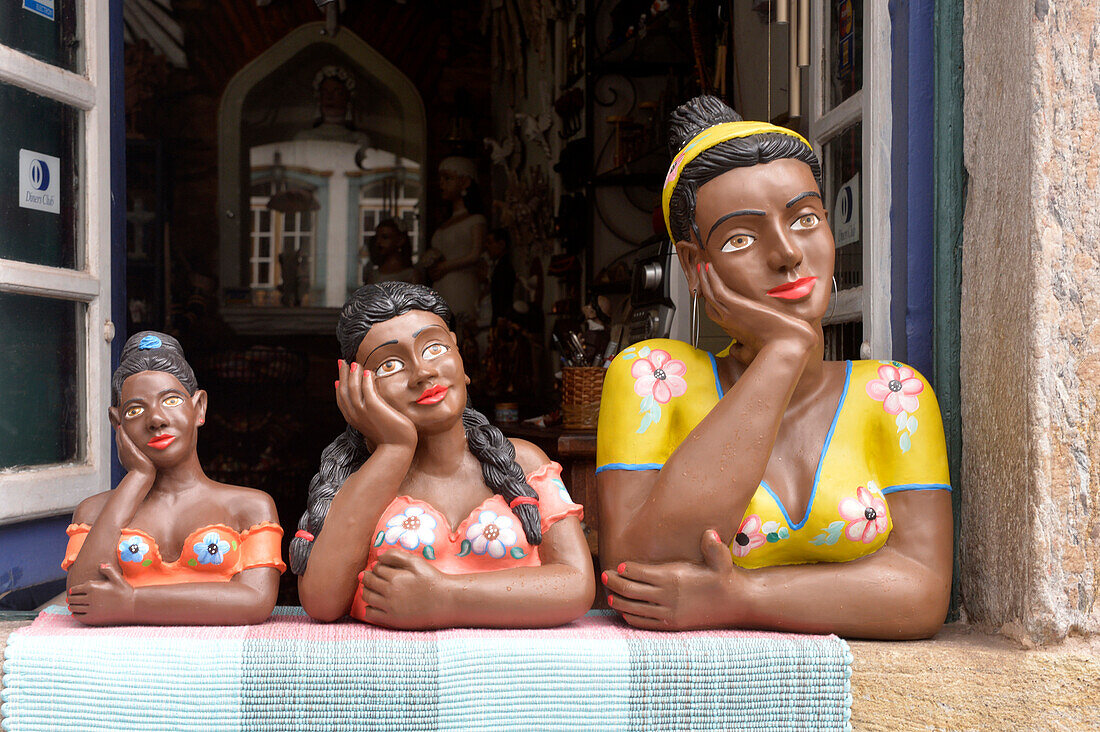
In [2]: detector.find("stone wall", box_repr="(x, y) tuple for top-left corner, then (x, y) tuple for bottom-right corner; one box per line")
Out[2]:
(961, 0), (1100, 643)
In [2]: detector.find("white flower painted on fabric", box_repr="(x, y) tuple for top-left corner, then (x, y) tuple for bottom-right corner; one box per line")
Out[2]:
(465, 510), (518, 559)
(384, 506), (437, 551)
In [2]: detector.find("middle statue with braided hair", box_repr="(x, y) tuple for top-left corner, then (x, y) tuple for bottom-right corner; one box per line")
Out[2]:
(292, 281), (594, 627)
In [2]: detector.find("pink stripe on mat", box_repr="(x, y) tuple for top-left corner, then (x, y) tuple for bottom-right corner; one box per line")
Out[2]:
(23, 608), (835, 645)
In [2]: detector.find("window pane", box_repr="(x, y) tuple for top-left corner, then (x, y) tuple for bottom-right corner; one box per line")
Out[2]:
(0, 1), (81, 73)
(823, 122), (862, 290)
(827, 0), (863, 110)
(823, 320), (863, 361)
(0, 82), (80, 269)
(0, 293), (83, 469)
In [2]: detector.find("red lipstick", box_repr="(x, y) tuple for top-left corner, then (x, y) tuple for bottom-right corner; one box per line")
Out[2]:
(147, 434), (175, 449)
(416, 385), (448, 405)
(767, 276), (818, 300)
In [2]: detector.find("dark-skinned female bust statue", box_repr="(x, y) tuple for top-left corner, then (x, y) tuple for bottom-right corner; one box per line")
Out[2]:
(292, 282), (594, 628)
(596, 96), (953, 639)
(64, 332), (285, 625)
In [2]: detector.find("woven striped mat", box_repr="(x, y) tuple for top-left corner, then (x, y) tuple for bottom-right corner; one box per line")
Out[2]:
(2, 607), (851, 731)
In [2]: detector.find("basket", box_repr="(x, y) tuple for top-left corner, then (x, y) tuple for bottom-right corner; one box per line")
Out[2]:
(561, 366), (605, 430)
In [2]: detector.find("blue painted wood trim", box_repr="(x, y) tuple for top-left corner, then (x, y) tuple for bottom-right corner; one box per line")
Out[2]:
(933, 0), (965, 620)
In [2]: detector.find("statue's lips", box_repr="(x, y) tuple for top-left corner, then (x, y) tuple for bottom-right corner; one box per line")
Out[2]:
(767, 276), (817, 300)
(416, 385), (448, 405)
(147, 434), (175, 449)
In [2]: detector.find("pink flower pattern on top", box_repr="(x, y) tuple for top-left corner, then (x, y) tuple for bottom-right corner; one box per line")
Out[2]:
(865, 363), (924, 415)
(631, 348), (688, 404)
(731, 514), (767, 558)
(838, 484), (889, 544)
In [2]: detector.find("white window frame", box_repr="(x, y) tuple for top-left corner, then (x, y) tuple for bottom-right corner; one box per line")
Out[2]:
(808, 0), (892, 359)
(0, 5), (113, 523)
(250, 205), (276, 288)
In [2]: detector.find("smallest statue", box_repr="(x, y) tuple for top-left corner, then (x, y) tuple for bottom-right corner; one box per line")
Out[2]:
(63, 331), (285, 625)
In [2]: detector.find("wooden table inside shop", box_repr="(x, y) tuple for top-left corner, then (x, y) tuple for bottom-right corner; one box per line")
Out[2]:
(495, 423), (604, 605)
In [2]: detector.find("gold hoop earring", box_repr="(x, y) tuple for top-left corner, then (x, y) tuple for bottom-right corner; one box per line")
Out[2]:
(690, 288), (700, 350)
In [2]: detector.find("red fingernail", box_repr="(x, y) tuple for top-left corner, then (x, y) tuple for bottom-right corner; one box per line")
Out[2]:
(607, 595), (613, 607)
(99, 563), (109, 570)
(696, 263), (701, 273)
(705, 263), (710, 272)
(617, 563), (625, 574)
(709, 530), (721, 542)
(357, 570), (365, 582)
(335, 380), (340, 389)
(350, 362), (357, 373)
(601, 571), (608, 585)
(338, 359), (344, 369)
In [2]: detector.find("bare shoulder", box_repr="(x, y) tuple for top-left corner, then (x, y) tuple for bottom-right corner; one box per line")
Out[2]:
(71, 490), (113, 525)
(508, 438), (551, 476)
(215, 483), (280, 529)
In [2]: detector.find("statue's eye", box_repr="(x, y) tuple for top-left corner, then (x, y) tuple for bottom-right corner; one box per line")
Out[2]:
(720, 234), (756, 253)
(162, 395), (183, 408)
(125, 405), (144, 418)
(376, 359), (404, 377)
(791, 213), (820, 230)
(423, 343), (448, 360)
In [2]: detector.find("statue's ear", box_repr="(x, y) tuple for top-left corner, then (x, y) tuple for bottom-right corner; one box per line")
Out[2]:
(108, 406), (121, 428)
(192, 390), (208, 426)
(675, 238), (704, 292)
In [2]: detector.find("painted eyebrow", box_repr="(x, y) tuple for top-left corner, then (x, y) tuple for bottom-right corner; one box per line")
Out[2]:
(785, 191), (822, 208)
(706, 210), (767, 247)
(412, 324), (448, 338)
(365, 340), (399, 360)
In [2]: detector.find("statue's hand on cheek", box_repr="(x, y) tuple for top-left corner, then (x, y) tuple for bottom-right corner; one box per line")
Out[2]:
(114, 424), (157, 485)
(66, 563), (136, 626)
(357, 550), (454, 629)
(604, 530), (749, 631)
(697, 263), (817, 355)
(336, 361), (418, 452)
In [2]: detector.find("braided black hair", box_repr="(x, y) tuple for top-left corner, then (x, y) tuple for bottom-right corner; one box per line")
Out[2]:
(112, 331), (197, 406)
(667, 95), (823, 245)
(289, 281), (542, 575)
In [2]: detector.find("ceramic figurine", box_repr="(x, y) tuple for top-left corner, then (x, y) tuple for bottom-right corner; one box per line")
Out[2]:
(292, 282), (594, 628)
(596, 96), (952, 639)
(424, 157), (487, 326)
(64, 332), (285, 625)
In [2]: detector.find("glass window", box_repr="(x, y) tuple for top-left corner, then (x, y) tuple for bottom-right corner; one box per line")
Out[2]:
(827, 0), (863, 110)
(0, 82), (81, 270)
(0, 1), (81, 73)
(823, 122), (862, 290)
(0, 292), (84, 469)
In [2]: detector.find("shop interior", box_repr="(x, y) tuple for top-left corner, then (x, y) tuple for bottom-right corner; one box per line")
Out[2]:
(117, 0), (863, 602)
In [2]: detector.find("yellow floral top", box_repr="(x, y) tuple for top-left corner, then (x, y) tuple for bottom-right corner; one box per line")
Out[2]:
(596, 339), (951, 569)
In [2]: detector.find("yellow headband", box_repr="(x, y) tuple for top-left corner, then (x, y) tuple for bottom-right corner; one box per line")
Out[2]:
(661, 121), (812, 240)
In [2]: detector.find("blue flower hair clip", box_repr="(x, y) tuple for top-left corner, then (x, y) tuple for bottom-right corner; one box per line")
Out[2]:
(138, 335), (162, 350)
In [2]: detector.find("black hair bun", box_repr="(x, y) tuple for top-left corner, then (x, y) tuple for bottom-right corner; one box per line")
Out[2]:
(119, 331), (186, 363)
(667, 95), (743, 157)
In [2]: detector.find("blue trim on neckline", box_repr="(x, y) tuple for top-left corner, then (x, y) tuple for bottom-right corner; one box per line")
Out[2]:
(766, 361), (852, 531)
(881, 483), (952, 494)
(595, 462), (664, 474)
(708, 351), (724, 399)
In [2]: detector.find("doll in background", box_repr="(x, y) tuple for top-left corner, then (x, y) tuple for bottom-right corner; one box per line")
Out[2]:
(424, 157), (486, 326)
(64, 332), (285, 625)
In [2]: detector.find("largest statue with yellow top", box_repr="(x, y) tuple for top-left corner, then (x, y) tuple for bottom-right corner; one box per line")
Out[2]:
(597, 96), (952, 639)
